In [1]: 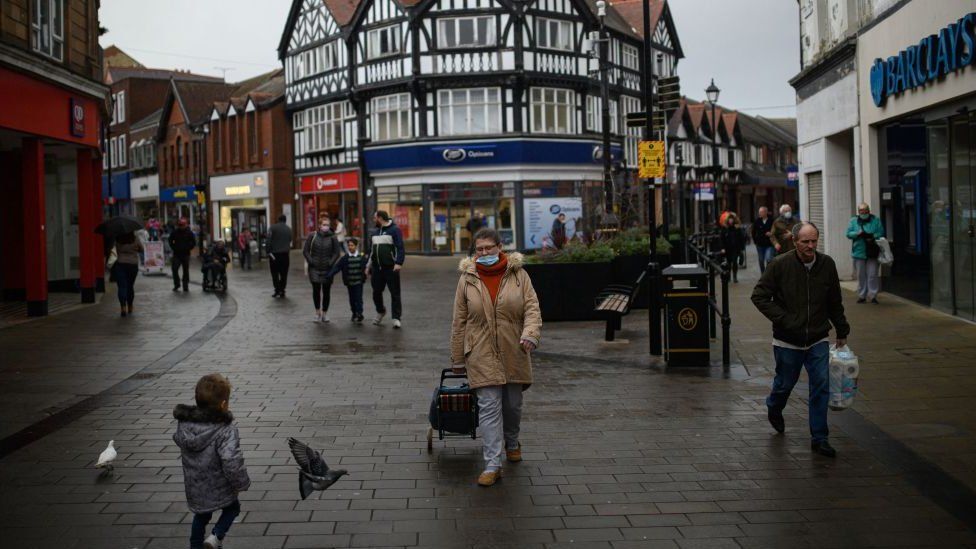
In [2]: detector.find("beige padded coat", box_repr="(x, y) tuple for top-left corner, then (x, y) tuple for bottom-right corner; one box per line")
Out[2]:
(450, 253), (542, 390)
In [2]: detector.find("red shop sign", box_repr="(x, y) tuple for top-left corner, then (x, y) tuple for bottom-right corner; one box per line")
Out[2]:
(300, 171), (360, 194)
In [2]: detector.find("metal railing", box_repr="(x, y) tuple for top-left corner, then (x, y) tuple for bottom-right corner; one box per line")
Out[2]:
(687, 232), (731, 367)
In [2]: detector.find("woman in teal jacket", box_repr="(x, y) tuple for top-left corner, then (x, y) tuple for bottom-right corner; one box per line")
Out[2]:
(846, 202), (885, 303)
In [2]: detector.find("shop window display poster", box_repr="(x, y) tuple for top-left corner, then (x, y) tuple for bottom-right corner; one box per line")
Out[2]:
(522, 197), (582, 250)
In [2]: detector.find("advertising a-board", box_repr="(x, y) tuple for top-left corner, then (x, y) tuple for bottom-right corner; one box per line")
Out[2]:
(522, 197), (583, 250)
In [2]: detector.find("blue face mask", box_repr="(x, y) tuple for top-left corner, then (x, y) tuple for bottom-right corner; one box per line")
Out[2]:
(476, 254), (500, 266)
(859, 213), (870, 220)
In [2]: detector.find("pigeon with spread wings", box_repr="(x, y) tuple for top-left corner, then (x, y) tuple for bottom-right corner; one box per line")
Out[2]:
(287, 437), (348, 500)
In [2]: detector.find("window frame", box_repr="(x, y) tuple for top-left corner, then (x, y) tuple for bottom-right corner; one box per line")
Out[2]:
(437, 88), (502, 137)
(117, 134), (126, 167)
(367, 25), (401, 60)
(535, 17), (573, 51)
(116, 92), (126, 124)
(304, 101), (353, 152)
(437, 16), (496, 49)
(31, 0), (64, 61)
(621, 44), (639, 71)
(372, 93), (412, 142)
(530, 87), (575, 134)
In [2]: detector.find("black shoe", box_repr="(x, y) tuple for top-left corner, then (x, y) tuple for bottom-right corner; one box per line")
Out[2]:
(871, 298), (879, 304)
(768, 409), (785, 434)
(857, 298), (866, 303)
(811, 441), (836, 458)
(272, 292), (281, 298)
(173, 287), (180, 292)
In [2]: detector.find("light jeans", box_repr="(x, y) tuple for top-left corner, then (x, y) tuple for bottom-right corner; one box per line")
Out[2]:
(854, 258), (880, 300)
(476, 384), (523, 471)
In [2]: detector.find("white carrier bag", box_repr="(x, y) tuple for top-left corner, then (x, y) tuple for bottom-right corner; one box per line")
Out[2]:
(828, 344), (860, 411)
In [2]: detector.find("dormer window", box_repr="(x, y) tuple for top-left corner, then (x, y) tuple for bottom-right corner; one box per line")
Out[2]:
(438, 17), (495, 49)
(536, 18), (572, 51)
(368, 25), (401, 59)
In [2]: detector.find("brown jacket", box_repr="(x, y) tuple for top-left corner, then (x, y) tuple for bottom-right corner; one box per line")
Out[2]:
(770, 215), (798, 254)
(450, 253), (542, 390)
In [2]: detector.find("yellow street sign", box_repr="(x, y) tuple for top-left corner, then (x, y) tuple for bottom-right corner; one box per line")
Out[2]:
(638, 140), (666, 179)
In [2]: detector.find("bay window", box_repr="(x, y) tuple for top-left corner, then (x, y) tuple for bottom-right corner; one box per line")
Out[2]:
(531, 88), (575, 134)
(437, 88), (501, 136)
(438, 16), (495, 48)
(302, 101), (353, 152)
(372, 93), (412, 141)
(368, 25), (401, 59)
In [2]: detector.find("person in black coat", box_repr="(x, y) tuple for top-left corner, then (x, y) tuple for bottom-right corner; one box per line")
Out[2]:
(168, 217), (196, 292)
(720, 213), (745, 283)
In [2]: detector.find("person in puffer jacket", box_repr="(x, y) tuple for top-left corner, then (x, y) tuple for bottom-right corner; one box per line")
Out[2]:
(174, 374), (250, 549)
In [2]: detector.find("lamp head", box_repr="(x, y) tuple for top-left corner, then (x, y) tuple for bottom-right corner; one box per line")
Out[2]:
(705, 78), (720, 104)
(596, 0), (606, 17)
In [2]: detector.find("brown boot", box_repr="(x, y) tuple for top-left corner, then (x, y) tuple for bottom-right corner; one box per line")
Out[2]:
(506, 443), (522, 463)
(477, 469), (502, 487)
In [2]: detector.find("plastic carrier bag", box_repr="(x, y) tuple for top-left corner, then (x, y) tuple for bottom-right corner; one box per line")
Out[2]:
(829, 344), (859, 411)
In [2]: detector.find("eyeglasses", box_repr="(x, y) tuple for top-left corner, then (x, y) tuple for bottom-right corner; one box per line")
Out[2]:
(474, 245), (498, 253)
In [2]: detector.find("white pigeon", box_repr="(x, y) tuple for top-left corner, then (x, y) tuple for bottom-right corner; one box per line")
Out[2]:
(96, 440), (117, 471)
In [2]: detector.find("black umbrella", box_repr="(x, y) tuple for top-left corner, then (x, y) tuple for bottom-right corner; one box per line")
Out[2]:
(95, 215), (143, 237)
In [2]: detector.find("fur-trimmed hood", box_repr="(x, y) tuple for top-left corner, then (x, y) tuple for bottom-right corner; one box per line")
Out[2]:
(458, 252), (525, 274)
(173, 404), (235, 454)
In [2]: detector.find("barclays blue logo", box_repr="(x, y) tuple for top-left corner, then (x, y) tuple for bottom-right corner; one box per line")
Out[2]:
(869, 12), (976, 108)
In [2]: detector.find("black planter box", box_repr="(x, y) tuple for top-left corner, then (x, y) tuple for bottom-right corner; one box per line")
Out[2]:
(523, 262), (612, 321)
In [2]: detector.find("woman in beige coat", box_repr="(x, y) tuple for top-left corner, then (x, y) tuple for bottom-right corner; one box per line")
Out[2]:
(450, 228), (542, 486)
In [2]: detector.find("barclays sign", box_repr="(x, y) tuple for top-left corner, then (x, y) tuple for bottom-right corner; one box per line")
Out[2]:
(870, 12), (975, 107)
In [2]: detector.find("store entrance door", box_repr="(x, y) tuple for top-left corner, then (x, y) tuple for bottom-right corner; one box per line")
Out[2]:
(951, 113), (976, 320)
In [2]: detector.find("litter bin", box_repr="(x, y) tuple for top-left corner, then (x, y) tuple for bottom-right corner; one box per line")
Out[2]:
(662, 264), (710, 367)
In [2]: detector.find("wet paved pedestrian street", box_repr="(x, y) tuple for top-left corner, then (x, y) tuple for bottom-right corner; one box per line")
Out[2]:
(1, 254), (975, 549)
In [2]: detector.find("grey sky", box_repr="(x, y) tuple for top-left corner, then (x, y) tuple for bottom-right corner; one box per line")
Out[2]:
(100, 0), (799, 117)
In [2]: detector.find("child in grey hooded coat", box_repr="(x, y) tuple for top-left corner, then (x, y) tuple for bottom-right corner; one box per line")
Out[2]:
(174, 374), (250, 549)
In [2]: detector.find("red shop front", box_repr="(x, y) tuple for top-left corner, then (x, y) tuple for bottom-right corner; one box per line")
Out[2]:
(0, 65), (106, 316)
(299, 170), (362, 238)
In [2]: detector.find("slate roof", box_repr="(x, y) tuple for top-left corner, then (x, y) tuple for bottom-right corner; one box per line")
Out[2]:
(106, 66), (224, 84)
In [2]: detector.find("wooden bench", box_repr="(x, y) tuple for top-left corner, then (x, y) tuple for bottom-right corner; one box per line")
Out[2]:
(594, 270), (647, 341)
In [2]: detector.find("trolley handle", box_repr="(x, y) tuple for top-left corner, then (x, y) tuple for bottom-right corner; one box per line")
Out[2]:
(440, 367), (468, 385)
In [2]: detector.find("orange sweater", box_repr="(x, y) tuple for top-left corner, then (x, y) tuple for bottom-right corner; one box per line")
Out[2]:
(476, 253), (508, 303)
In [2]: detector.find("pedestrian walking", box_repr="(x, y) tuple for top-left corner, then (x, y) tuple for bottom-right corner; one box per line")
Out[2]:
(770, 204), (798, 255)
(450, 228), (542, 486)
(303, 217), (341, 322)
(847, 202), (885, 304)
(719, 213), (745, 283)
(168, 217), (195, 292)
(237, 229), (252, 271)
(326, 237), (367, 322)
(752, 206), (775, 273)
(751, 222), (850, 458)
(333, 217), (347, 244)
(173, 374), (250, 549)
(267, 215), (293, 298)
(366, 210), (405, 328)
(111, 231), (143, 317)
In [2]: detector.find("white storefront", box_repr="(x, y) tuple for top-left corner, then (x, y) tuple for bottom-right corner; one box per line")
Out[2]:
(209, 170), (270, 244)
(129, 173), (160, 219)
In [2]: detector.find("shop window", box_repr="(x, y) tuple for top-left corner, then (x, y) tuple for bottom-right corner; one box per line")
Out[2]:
(372, 93), (411, 141)
(535, 17), (572, 51)
(368, 25), (401, 59)
(437, 88), (501, 136)
(530, 87), (575, 134)
(304, 101), (353, 152)
(438, 16), (495, 49)
(31, 0), (63, 61)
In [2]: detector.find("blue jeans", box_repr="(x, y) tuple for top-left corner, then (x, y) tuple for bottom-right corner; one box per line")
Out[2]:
(112, 263), (138, 307)
(190, 499), (240, 549)
(347, 283), (364, 316)
(756, 245), (775, 273)
(766, 342), (830, 443)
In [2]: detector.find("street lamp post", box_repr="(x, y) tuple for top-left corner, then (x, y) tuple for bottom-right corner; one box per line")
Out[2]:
(706, 79), (720, 224)
(596, 0), (613, 220)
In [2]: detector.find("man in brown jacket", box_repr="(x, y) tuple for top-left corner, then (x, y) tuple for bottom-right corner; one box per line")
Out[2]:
(770, 204), (798, 255)
(450, 228), (542, 486)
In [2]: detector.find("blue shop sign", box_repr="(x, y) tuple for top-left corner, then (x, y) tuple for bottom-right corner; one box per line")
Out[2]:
(870, 12), (975, 107)
(160, 185), (199, 203)
(101, 171), (131, 200)
(364, 139), (623, 172)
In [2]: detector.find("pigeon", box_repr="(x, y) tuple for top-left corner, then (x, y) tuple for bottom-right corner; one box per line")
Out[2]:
(287, 437), (347, 500)
(96, 440), (117, 472)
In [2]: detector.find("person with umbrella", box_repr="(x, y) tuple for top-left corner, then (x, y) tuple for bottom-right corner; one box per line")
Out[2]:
(97, 216), (146, 317)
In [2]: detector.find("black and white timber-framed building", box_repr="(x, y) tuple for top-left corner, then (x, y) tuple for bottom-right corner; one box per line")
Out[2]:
(279, 0), (682, 253)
